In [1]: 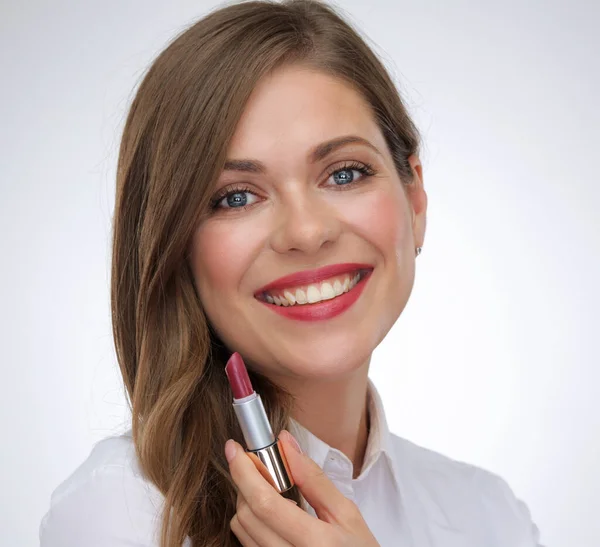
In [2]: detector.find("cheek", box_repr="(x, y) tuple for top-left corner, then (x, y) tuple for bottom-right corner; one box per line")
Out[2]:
(189, 222), (254, 303)
(344, 185), (412, 260)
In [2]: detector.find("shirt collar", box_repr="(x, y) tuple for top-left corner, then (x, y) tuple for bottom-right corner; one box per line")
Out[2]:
(287, 378), (400, 487)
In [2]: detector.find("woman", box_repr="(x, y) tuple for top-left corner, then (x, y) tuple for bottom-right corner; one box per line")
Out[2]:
(39, 0), (543, 545)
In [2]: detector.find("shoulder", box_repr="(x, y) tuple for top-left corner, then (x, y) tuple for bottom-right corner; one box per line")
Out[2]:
(389, 432), (499, 492)
(39, 430), (171, 547)
(388, 434), (543, 546)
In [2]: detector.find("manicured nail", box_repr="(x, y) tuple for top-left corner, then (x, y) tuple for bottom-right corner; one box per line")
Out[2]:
(225, 439), (237, 463)
(282, 430), (302, 454)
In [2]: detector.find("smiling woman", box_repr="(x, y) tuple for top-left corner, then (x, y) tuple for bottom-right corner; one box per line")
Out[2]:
(39, 1), (543, 546)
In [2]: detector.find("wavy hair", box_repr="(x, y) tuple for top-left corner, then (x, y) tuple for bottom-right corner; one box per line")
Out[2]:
(110, 0), (421, 544)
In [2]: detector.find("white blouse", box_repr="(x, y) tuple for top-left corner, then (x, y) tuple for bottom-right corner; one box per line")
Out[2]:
(39, 380), (544, 546)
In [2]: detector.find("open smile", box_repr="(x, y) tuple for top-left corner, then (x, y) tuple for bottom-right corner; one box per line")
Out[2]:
(257, 268), (371, 307)
(255, 265), (374, 322)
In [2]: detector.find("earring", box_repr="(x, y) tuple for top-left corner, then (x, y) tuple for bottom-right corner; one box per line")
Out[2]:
(415, 246), (422, 256)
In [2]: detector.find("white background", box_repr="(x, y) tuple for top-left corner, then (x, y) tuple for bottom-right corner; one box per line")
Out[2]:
(1, 1), (598, 545)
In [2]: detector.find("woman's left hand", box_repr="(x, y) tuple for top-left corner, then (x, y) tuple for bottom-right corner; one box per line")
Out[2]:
(226, 430), (380, 546)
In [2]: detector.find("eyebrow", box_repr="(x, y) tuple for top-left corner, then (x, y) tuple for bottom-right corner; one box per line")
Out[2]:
(222, 135), (382, 174)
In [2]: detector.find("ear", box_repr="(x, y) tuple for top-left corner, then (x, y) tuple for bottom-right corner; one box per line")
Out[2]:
(406, 154), (427, 249)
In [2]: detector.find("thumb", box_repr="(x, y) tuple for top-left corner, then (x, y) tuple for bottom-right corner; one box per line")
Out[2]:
(279, 429), (350, 522)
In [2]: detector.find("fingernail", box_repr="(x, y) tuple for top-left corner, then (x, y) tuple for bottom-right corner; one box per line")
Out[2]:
(225, 439), (237, 463)
(285, 498), (298, 505)
(282, 430), (302, 454)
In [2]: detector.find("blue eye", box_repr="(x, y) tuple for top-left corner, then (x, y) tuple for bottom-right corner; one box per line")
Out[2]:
(210, 160), (377, 212)
(211, 186), (257, 209)
(327, 161), (376, 187)
(331, 169), (355, 185)
(227, 193), (247, 207)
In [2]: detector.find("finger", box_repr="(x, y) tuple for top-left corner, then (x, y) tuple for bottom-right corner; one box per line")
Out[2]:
(236, 493), (294, 547)
(226, 439), (325, 544)
(279, 430), (358, 524)
(230, 513), (260, 547)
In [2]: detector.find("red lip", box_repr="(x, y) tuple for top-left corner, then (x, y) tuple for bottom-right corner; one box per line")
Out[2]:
(255, 262), (374, 296)
(262, 269), (372, 322)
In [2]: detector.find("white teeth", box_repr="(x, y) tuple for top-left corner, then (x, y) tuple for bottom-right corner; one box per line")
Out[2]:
(306, 285), (321, 304)
(283, 290), (296, 305)
(333, 279), (343, 296)
(342, 276), (350, 292)
(320, 282), (335, 300)
(295, 288), (307, 304)
(264, 271), (367, 307)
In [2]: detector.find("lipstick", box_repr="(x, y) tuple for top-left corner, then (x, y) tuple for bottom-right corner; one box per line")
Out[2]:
(254, 264), (374, 322)
(255, 263), (374, 295)
(225, 352), (297, 499)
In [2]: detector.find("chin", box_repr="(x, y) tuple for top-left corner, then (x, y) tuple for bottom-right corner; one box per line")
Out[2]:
(274, 339), (373, 380)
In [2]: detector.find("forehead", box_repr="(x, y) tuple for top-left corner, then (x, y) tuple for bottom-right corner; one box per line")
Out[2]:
(226, 65), (383, 157)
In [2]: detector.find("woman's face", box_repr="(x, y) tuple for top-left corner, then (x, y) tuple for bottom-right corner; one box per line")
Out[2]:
(189, 64), (426, 383)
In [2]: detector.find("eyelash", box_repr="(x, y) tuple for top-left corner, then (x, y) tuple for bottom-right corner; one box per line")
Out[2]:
(209, 161), (378, 212)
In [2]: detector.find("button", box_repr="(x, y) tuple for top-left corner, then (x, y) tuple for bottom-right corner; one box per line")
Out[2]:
(329, 452), (350, 466)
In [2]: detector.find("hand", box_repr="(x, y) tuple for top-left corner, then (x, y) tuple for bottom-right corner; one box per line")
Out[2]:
(225, 429), (380, 546)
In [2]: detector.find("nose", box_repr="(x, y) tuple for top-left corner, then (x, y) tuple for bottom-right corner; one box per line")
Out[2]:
(269, 191), (342, 256)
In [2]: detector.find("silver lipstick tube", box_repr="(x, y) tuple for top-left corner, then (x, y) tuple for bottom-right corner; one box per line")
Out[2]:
(232, 393), (295, 495)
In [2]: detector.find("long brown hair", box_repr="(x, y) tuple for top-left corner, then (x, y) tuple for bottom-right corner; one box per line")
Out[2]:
(110, 0), (421, 545)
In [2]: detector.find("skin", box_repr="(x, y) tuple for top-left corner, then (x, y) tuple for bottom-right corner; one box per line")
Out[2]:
(188, 63), (427, 542)
(226, 430), (380, 546)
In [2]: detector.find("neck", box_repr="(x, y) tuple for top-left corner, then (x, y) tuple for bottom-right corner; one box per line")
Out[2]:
(283, 358), (371, 479)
